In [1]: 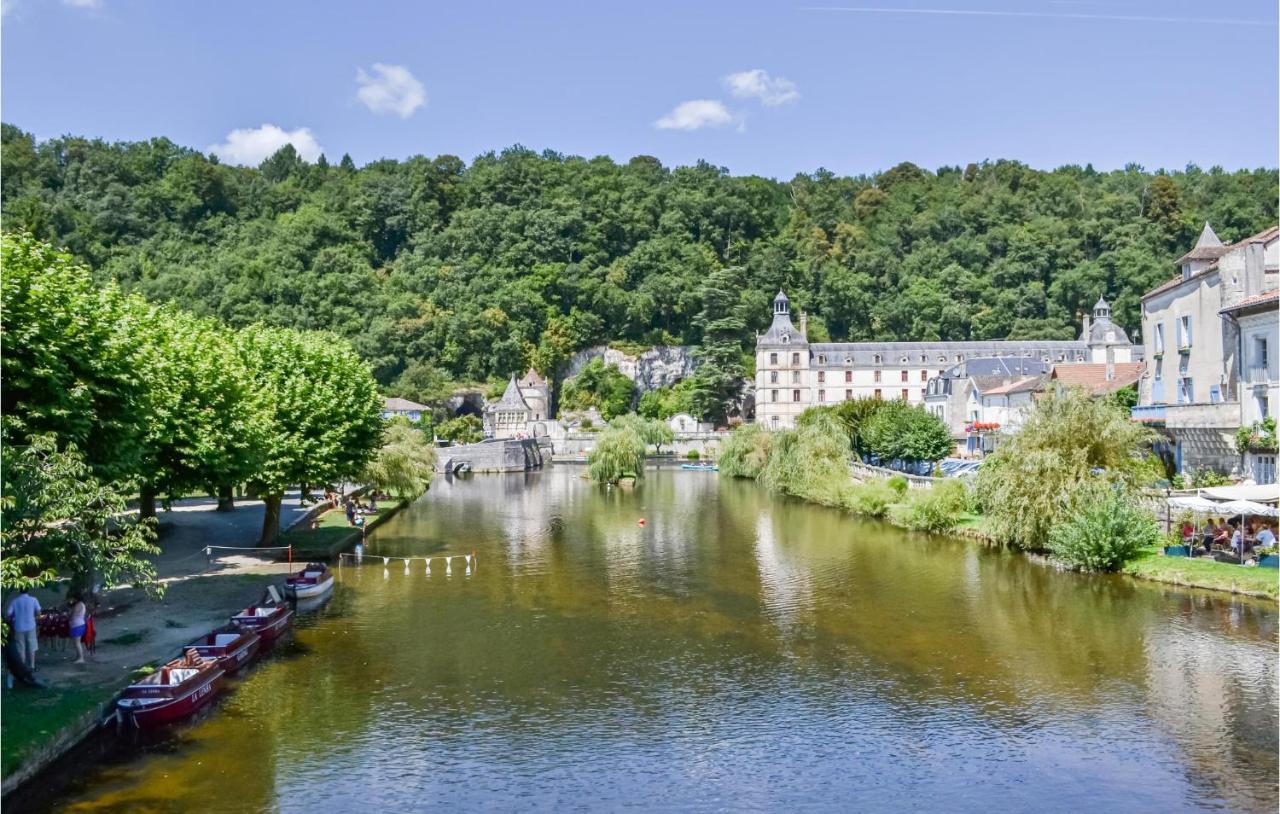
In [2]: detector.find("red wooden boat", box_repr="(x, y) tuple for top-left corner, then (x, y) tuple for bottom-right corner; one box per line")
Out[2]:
(186, 624), (261, 673)
(116, 649), (224, 728)
(231, 603), (293, 642)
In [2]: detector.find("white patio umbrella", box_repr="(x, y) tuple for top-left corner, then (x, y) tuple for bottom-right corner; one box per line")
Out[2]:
(1216, 499), (1279, 564)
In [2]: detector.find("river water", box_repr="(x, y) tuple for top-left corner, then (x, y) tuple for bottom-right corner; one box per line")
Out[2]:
(37, 468), (1279, 813)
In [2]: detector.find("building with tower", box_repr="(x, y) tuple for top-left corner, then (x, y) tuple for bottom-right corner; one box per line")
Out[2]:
(755, 290), (1138, 431)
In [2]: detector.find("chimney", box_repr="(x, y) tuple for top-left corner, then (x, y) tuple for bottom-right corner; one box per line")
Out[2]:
(799, 311), (808, 338)
(1082, 311), (1091, 341)
(1106, 346), (1115, 381)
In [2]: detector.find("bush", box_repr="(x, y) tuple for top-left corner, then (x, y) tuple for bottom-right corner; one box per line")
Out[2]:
(686, 449), (700, 460)
(890, 479), (969, 533)
(974, 389), (1154, 549)
(561, 359), (636, 419)
(587, 426), (647, 484)
(435, 414), (483, 444)
(760, 412), (851, 506)
(844, 479), (898, 518)
(1048, 483), (1158, 571)
(886, 474), (909, 495)
(861, 402), (954, 464)
(718, 423), (773, 479)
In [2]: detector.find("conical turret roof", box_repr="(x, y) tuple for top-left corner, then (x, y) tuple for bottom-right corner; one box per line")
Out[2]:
(1176, 222), (1230, 264)
(487, 376), (531, 412)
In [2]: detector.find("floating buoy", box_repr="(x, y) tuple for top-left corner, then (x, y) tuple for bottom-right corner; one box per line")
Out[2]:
(425, 558), (432, 574)
(638, 518), (647, 526)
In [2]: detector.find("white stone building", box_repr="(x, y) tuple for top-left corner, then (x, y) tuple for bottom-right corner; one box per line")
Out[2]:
(755, 291), (1135, 431)
(1133, 224), (1279, 480)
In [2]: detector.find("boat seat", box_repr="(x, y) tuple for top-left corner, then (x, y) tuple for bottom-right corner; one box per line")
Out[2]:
(214, 634), (239, 646)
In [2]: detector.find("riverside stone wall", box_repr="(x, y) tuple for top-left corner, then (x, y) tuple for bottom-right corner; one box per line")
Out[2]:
(435, 439), (544, 474)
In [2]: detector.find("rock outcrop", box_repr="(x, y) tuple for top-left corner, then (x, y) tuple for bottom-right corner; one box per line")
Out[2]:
(565, 345), (697, 393)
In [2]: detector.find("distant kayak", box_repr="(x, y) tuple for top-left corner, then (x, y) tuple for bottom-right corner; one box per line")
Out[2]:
(680, 463), (718, 471)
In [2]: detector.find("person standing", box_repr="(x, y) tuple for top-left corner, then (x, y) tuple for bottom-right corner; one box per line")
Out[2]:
(6, 587), (41, 672)
(68, 593), (88, 664)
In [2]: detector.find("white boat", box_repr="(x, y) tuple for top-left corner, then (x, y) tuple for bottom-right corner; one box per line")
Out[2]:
(285, 564), (335, 599)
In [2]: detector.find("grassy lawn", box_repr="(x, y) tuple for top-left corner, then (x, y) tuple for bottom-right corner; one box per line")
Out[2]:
(1122, 547), (1279, 600)
(1, 684), (115, 778)
(280, 507), (368, 559)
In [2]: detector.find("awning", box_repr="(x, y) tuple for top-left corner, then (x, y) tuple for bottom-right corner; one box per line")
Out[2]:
(1201, 484), (1280, 504)
(1167, 495), (1222, 513)
(1218, 499), (1280, 518)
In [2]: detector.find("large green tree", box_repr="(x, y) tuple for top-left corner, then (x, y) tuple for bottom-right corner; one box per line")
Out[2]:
(236, 326), (384, 545)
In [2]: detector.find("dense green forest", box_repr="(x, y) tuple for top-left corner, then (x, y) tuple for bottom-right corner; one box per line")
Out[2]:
(3, 123), (1275, 402)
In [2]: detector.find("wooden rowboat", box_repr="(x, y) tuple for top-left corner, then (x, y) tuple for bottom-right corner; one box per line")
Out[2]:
(285, 563), (334, 599)
(185, 624), (261, 673)
(116, 650), (224, 728)
(230, 603), (293, 643)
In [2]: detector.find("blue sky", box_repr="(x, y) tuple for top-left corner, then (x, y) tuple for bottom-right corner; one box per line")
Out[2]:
(3, 0), (1276, 178)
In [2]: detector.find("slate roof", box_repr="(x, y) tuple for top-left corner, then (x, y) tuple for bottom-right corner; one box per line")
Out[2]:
(1146, 225), (1280, 300)
(1049, 362), (1145, 395)
(383, 397), (428, 412)
(1174, 222), (1226, 264)
(486, 376), (531, 413)
(804, 341), (1086, 368)
(981, 375), (1046, 396)
(1082, 298), (1132, 347)
(1219, 288), (1280, 314)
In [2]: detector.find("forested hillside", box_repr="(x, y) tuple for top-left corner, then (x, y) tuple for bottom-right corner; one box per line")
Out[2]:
(2, 123), (1275, 399)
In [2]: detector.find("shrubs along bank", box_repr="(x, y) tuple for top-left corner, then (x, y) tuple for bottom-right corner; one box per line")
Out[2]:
(720, 388), (1168, 575)
(1, 232), (388, 599)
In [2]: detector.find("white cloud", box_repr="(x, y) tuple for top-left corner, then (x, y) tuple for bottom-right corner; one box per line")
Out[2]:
(207, 124), (323, 166)
(654, 99), (734, 131)
(62, 0), (102, 8)
(355, 63), (426, 118)
(724, 69), (799, 106)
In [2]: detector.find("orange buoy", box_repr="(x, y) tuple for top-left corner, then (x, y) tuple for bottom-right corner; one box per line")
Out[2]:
(638, 518), (647, 526)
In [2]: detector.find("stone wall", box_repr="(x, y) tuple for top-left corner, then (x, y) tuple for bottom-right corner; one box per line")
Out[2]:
(565, 345), (697, 393)
(435, 439), (544, 474)
(553, 431), (729, 458)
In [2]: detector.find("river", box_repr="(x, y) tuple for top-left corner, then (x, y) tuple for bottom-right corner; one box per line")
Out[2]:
(34, 468), (1279, 812)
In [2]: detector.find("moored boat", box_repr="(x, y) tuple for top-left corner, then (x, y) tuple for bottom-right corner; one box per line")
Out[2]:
(285, 563), (334, 599)
(231, 603), (293, 643)
(186, 624), (261, 673)
(680, 463), (719, 471)
(116, 649), (224, 728)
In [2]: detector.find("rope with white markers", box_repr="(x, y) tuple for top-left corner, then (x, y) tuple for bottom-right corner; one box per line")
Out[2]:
(338, 551), (476, 576)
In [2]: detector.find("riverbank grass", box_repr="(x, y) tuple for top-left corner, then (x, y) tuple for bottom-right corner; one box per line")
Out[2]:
(1, 684), (116, 778)
(1122, 547), (1279, 600)
(282, 507), (382, 559)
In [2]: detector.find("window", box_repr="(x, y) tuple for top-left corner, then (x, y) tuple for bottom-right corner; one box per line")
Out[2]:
(874, 370), (882, 383)
(900, 356), (908, 363)
(1153, 359), (1162, 381)
(900, 370), (909, 382)
(792, 370), (801, 384)
(874, 354), (882, 364)
(817, 354), (826, 365)
(770, 415), (779, 429)
(1210, 384), (1221, 403)
(769, 352), (777, 365)
(1256, 336), (1270, 369)
(956, 354), (965, 362)
(1177, 377), (1193, 404)
(792, 389), (801, 402)
(791, 352), (800, 366)
(920, 370), (928, 382)
(845, 389), (852, 400)
(1257, 393), (1271, 421)
(901, 389), (909, 401)
(844, 356), (852, 365)
(1178, 315), (1192, 349)
(818, 371), (826, 383)
(771, 390), (778, 402)
(845, 370), (852, 383)
(770, 371), (778, 384)
(1178, 355), (1189, 375)
(874, 389), (882, 399)
(782, 333), (790, 344)
(818, 390), (826, 402)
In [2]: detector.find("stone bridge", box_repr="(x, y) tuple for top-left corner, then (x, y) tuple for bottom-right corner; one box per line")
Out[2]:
(435, 438), (547, 474)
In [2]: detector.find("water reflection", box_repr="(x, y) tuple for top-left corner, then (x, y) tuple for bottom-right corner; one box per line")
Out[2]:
(38, 468), (1279, 813)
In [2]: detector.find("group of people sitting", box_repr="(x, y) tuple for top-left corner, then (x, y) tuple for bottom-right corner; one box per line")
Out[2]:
(343, 494), (379, 526)
(1180, 518), (1278, 555)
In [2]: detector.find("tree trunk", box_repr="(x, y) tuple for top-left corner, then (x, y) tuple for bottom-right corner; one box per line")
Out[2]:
(245, 483), (260, 500)
(138, 483), (157, 522)
(300, 482), (311, 505)
(259, 493), (283, 547)
(216, 484), (235, 512)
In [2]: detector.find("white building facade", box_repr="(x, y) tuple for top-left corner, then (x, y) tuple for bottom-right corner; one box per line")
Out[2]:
(1133, 224), (1279, 480)
(755, 291), (1134, 431)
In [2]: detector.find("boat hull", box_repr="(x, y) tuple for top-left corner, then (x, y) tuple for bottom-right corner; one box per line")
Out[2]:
(285, 573), (334, 599)
(188, 629), (261, 674)
(231, 606), (293, 643)
(117, 666), (224, 728)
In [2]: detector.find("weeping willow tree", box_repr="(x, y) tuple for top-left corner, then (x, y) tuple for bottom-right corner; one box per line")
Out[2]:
(718, 423), (773, 479)
(587, 426), (647, 484)
(759, 411), (852, 507)
(360, 419), (437, 498)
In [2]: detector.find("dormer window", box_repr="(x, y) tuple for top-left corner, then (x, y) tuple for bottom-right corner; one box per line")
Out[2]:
(873, 354), (882, 365)
(817, 354), (826, 365)
(781, 333), (790, 344)
(844, 357), (852, 365)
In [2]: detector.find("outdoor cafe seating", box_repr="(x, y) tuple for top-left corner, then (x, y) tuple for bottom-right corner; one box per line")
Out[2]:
(1165, 486), (1280, 567)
